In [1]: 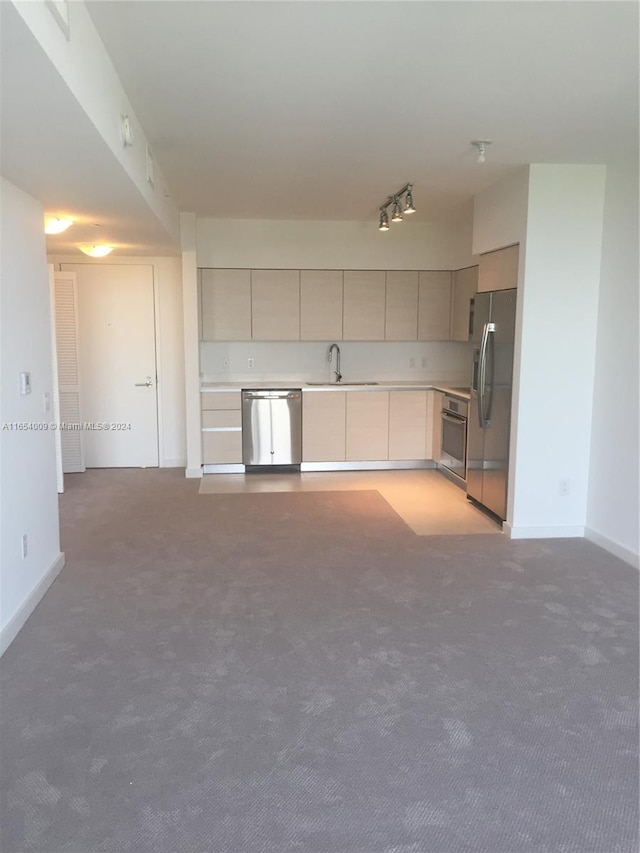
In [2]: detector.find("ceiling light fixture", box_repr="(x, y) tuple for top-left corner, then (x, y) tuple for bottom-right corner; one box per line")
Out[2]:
(378, 183), (415, 232)
(471, 140), (492, 164)
(44, 215), (74, 235)
(78, 244), (114, 258)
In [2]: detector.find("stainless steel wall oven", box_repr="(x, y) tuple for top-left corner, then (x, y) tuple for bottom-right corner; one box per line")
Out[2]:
(440, 394), (468, 482)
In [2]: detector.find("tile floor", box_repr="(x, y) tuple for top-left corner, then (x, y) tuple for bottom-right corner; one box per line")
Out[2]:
(199, 468), (501, 536)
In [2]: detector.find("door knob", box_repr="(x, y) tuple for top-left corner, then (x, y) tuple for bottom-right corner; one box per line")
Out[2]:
(135, 376), (154, 388)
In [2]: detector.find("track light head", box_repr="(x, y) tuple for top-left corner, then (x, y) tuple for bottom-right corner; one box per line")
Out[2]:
(404, 188), (416, 214)
(391, 198), (403, 222)
(379, 209), (390, 231)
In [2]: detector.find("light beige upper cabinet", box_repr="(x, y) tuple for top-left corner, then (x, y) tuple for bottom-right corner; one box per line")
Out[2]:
(200, 269), (251, 341)
(302, 391), (346, 461)
(478, 244), (519, 293)
(300, 270), (343, 341)
(418, 271), (452, 340)
(251, 270), (300, 340)
(343, 271), (386, 340)
(345, 391), (389, 460)
(385, 271), (419, 341)
(450, 266), (478, 342)
(388, 390), (427, 460)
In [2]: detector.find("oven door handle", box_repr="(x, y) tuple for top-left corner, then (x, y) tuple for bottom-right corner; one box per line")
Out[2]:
(442, 411), (467, 424)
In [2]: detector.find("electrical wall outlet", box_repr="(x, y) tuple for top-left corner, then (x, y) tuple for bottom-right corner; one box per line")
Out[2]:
(247, 358), (254, 369)
(559, 479), (571, 496)
(21, 534), (28, 559)
(409, 358), (416, 368)
(43, 391), (51, 412)
(223, 357), (229, 368)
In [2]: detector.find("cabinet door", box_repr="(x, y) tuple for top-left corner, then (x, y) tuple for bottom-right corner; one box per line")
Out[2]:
(450, 266), (478, 342)
(201, 269), (251, 340)
(428, 390), (443, 461)
(478, 245), (519, 293)
(300, 270), (343, 341)
(343, 271), (386, 340)
(385, 271), (419, 340)
(302, 391), (346, 461)
(202, 431), (243, 464)
(418, 271), (452, 340)
(251, 270), (300, 340)
(345, 391), (389, 461)
(388, 391), (427, 460)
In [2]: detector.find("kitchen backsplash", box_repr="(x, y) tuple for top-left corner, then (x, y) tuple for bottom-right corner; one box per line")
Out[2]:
(200, 341), (473, 384)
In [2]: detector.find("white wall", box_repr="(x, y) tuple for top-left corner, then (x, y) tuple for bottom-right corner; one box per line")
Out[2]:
(197, 215), (475, 271)
(1, 178), (64, 654)
(12, 0), (179, 243)
(586, 159), (639, 565)
(472, 168), (530, 257)
(50, 255), (186, 468)
(511, 165), (607, 537)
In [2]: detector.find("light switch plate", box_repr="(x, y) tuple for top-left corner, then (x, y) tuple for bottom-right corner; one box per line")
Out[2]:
(19, 372), (31, 395)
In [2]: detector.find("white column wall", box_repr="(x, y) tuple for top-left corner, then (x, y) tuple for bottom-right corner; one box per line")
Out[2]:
(181, 213), (202, 477)
(1, 178), (64, 654)
(586, 159), (639, 565)
(509, 165), (607, 537)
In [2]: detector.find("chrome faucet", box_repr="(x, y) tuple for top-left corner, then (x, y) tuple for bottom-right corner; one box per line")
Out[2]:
(328, 343), (342, 383)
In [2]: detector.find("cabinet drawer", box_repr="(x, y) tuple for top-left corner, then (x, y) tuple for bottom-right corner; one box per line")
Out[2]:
(202, 410), (242, 429)
(202, 431), (242, 464)
(201, 392), (241, 411)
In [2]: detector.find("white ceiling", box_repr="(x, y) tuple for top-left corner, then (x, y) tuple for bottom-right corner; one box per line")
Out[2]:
(2, 1), (638, 254)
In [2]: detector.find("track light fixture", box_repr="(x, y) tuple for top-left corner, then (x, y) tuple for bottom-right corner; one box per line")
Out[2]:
(471, 140), (492, 164)
(378, 183), (415, 231)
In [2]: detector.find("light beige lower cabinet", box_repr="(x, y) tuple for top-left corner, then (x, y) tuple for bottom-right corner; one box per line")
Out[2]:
(418, 271), (452, 340)
(388, 391), (428, 460)
(345, 391), (389, 460)
(201, 392), (242, 464)
(429, 390), (443, 461)
(302, 391), (346, 461)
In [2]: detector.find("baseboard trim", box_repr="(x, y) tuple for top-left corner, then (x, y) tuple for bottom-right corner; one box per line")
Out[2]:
(505, 524), (585, 540)
(162, 457), (187, 468)
(585, 527), (639, 569)
(0, 551), (66, 657)
(185, 467), (203, 479)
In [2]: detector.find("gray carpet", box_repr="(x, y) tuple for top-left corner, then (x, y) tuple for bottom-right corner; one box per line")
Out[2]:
(1, 469), (637, 853)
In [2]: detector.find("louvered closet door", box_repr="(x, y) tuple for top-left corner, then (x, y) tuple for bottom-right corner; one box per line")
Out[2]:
(54, 272), (85, 473)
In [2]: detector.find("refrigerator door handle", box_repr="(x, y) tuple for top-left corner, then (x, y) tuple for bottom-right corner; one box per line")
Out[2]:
(478, 321), (495, 428)
(484, 322), (496, 426)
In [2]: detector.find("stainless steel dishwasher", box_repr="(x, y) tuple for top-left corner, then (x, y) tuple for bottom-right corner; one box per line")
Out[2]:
(242, 389), (302, 469)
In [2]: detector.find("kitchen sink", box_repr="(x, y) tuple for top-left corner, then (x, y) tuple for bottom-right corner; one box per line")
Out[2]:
(305, 381), (379, 386)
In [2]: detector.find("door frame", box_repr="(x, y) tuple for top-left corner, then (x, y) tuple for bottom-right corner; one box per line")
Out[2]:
(52, 258), (166, 467)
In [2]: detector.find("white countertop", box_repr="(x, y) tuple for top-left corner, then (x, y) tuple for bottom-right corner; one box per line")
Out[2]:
(200, 379), (471, 400)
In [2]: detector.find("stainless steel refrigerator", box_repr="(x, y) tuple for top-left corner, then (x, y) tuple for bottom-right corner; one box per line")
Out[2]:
(467, 289), (517, 520)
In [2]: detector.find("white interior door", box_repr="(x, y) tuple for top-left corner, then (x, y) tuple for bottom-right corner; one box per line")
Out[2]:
(61, 263), (159, 468)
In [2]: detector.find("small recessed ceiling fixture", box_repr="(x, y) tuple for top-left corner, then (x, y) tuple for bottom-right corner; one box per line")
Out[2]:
(378, 183), (415, 231)
(78, 244), (114, 258)
(471, 140), (492, 164)
(44, 215), (73, 234)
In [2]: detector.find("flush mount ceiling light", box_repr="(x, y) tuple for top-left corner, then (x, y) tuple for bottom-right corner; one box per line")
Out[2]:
(471, 139), (492, 164)
(44, 215), (74, 234)
(378, 183), (415, 231)
(78, 244), (114, 258)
